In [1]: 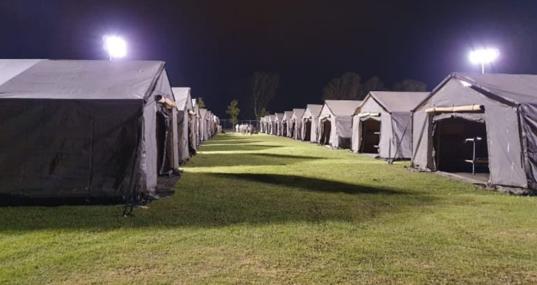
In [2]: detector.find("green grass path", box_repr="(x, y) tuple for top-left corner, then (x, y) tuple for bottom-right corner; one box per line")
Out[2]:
(1, 133), (536, 284)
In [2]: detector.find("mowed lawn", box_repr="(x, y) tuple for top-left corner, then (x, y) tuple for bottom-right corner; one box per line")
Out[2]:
(1, 133), (537, 284)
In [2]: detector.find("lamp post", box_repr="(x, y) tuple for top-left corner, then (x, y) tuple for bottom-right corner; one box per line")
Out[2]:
(103, 35), (127, 61)
(468, 48), (499, 74)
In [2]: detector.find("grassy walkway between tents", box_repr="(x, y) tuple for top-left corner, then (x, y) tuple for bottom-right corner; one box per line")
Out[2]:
(1, 133), (537, 284)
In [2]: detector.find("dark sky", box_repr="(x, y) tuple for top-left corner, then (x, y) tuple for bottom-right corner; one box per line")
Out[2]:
(1, 0), (537, 117)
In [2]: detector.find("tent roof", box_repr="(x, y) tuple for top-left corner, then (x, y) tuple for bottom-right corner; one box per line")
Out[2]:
(305, 104), (323, 117)
(172, 87), (193, 110)
(0, 60), (165, 100)
(282, 111), (294, 120)
(199, 108), (208, 118)
(0, 59), (42, 86)
(366, 91), (429, 113)
(292, 108), (305, 118)
(418, 72), (537, 110)
(275, 113), (284, 120)
(324, 100), (362, 116)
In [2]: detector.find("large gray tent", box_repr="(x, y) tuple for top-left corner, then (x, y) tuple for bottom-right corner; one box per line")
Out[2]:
(352, 91), (429, 160)
(282, 111), (294, 137)
(290, 108), (305, 140)
(318, 100), (362, 148)
(172, 87), (194, 163)
(301, 104), (323, 142)
(0, 59), (178, 201)
(268, 114), (277, 135)
(274, 113), (284, 136)
(412, 72), (537, 192)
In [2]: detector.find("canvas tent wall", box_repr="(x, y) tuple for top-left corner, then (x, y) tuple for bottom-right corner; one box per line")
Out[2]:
(318, 100), (362, 148)
(412, 72), (537, 192)
(199, 108), (209, 141)
(274, 113), (284, 136)
(268, 115), (277, 135)
(352, 91), (429, 160)
(291, 108), (305, 140)
(0, 59), (178, 201)
(301, 104), (323, 142)
(282, 111), (294, 137)
(172, 87), (194, 163)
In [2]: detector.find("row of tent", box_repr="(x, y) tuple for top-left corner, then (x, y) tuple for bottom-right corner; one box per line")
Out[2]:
(0, 59), (220, 202)
(260, 72), (537, 193)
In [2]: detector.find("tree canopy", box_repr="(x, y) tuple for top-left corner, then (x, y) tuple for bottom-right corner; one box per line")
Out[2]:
(226, 99), (240, 125)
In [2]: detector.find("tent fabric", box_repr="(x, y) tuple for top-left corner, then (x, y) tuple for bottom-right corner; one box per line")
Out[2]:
(412, 73), (534, 190)
(274, 113), (284, 136)
(352, 91), (428, 160)
(282, 111), (294, 137)
(0, 59), (177, 201)
(268, 115), (277, 135)
(301, 104), (323, 142)
(0, 59), (42, 86)
(0, 60), (165, 100)
(319, 100), (362, 148)
(291, 108), (305, 140)
(172, 87), (193, 164)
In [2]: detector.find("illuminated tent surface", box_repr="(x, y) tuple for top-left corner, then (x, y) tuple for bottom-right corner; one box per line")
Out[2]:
(318, 100), (362, 148)
(351, 91), (428, 160)
(274, 113), (284, 136)
(199, 108), (209, 141)
(268, 114), (277, 135)
(301, 104), (323, 142)
(282, 111), (294, 137)
(412, 72), (537, 192)
(172, 87), (194, 163)
(290, 108), (305, 140)
(259, 116), (266, 133)
(0, 59), (178, 202)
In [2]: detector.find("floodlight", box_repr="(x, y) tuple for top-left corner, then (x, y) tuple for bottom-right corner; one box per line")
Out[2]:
(103, 35), (127, 60)
(468, 48), (499, 74)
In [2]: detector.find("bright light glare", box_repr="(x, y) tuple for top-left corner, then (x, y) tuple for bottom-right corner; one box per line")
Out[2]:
(468, 48), (499, 65)
(103, 35), (127, 59)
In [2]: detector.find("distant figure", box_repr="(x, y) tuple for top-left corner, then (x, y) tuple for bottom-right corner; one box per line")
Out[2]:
(235, 124), (239, 133)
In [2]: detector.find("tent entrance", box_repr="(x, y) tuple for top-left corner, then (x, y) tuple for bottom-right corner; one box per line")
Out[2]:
(433, 117), (489, 175)
(290, 122), (296, 138)
(360, 119), (380, 153)
(320, 119), (331, 145)
(282, 122), (287, 136)
(156, 111), (174, 175)
(304, 119), (312, 141)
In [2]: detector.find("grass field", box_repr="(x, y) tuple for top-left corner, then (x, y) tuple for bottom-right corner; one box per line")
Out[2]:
(1, 133), (536, 284)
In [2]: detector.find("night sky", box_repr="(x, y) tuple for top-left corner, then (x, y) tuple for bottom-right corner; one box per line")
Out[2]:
(2, 0), (537, 117)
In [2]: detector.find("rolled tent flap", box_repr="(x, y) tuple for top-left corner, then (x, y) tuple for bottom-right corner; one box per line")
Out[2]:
(425, 104), (483, 113)
(357, 112), (381, 118)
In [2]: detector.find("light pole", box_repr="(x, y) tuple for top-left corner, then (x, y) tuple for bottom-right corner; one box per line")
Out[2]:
(468, 48), (499, 74)
(103, 35), (127, 61)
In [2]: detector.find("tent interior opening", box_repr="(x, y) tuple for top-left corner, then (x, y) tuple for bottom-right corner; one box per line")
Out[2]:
(304, 120), (311, 141)
(320, 119), (331, 145)
(433, 117), (489, 175)
(360, 119), (380, 153)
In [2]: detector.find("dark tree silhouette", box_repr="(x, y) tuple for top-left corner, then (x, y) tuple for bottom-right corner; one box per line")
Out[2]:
(393, 79), (427, 91)
(226, 99), (240, 125)
(197, 97), (206, 108)
(322, 72), (362, 100)
(250, 72), (279, 119)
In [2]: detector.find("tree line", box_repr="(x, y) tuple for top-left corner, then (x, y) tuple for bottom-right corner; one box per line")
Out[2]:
(226, 72), (427, 123)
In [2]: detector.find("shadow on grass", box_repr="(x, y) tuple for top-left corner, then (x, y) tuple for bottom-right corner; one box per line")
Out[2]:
(0, 172), (435, 232)
(199, 144), (284, 152)
(188, 153), (327, 168)
(210, 173), (403, 195)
